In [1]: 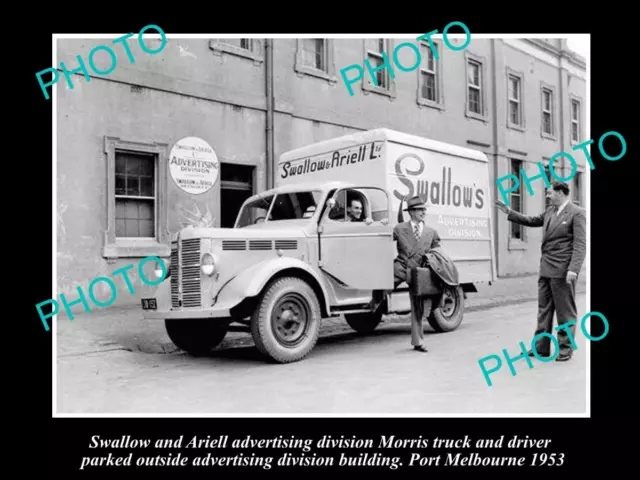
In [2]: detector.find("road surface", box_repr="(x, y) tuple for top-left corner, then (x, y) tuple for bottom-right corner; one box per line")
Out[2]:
(56, 294), (588, 415)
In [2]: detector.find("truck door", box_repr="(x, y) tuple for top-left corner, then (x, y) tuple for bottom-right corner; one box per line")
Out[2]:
(318, 187), (395, 290)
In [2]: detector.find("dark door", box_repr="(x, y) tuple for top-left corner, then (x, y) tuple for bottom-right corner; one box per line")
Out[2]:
(220, 163), (255, 228)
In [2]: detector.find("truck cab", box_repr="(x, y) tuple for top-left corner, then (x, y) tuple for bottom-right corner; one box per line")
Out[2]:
(142, 128), (496, 363)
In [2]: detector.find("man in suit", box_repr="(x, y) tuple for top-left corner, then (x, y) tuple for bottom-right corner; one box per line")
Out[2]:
(392, 195), (442, 352)
(495, 181), (586, 361)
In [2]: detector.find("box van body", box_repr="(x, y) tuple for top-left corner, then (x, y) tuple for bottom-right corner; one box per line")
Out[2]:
(142, 128), (496, 363)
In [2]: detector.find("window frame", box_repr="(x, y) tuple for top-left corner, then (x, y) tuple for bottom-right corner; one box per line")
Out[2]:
(294, 38), (337, 84)
(209, 38), (264, 65)
(569, 94), (583, 145)
(506, 67), (525, 131)
(508, 158), (527, 250)
(103, 136), (170, 259)
(361, 38), (397, 99)
(416, 38), (444, 110)
(540, 82), (557, 140)
(464, 51), (489, 122)
(572, 170), (583, 207)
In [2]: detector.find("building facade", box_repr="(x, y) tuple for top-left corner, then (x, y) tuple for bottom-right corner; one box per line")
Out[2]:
(55, 36), (587, 307)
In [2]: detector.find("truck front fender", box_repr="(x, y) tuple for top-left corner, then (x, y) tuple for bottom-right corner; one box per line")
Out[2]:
(215, 257), (331, 317)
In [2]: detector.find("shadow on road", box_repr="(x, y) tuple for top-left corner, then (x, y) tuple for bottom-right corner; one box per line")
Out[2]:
(172, 323), (449, 364)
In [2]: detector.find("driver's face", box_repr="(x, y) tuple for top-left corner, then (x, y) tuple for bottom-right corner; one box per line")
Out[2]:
(348, 202), (363, 219)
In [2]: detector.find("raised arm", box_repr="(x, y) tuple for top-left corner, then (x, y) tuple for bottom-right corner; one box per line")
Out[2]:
(495, 200), (546, 227)
(507, 209), (546, 227)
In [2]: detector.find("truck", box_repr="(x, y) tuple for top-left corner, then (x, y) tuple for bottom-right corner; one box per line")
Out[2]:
(141, 128), (497, 363)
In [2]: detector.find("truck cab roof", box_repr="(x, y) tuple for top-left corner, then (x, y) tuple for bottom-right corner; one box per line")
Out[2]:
(244, 181), (358, 203)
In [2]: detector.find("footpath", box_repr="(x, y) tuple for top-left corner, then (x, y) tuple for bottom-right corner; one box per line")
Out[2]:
(56, 274), (586, 357)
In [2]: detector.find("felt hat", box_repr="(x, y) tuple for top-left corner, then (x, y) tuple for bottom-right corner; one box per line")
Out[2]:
(403, 195), (427, 211)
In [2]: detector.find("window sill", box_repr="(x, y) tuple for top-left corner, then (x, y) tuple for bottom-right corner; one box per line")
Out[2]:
(363, 83), (397, 99)
(507, 123), (526, 132)
(465, 110), (489, 123)
(508, 239), (527, 251)
(103, 239), (171, 259)
(295, 66), (337, 84)
(541, 132), (557, 141)
(417, 98), (445, 110)
(209, 41), (263, 65)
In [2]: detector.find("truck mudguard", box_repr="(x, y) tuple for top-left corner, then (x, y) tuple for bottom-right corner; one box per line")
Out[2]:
(214, 256), (332, 315)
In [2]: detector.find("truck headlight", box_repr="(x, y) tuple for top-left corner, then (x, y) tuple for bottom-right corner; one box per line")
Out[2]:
(201, 253), (217, 276)
(154, 260), (168, 279)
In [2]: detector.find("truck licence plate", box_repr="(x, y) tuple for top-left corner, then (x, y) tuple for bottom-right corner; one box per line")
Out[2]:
(141, 298), (157, 310)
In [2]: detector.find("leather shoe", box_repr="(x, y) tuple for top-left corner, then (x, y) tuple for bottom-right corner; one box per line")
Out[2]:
(413, 345), (428, 353)
(555, 353), (571, 362)
(527, 350), (550, 357)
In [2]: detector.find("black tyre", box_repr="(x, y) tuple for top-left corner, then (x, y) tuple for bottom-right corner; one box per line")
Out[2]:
(250, 277), (321, 363)
(164, 318), (228, 356)
(427, 285), (465, 332)
(345, 310), (383, 334)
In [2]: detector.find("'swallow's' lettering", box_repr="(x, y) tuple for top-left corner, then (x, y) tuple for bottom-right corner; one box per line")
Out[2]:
(393, 153), (485, 210)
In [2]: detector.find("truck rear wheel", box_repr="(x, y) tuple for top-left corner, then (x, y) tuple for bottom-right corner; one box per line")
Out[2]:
(164, 318), (228, 356)
(251, 277), (321, 363)
(427, 285), (465, 332)
(345, 310), (383, 334)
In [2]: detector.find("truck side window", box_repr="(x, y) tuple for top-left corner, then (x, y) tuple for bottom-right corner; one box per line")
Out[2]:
(325, 188), (388, 224)
(356, 188), (388, 223)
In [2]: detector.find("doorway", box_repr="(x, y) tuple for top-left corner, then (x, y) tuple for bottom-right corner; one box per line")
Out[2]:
(220, 163), (255, 227)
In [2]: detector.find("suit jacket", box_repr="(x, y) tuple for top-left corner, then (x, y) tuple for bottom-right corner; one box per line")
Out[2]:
(393, 221), (441, 282)
(507, 202), (586, 278)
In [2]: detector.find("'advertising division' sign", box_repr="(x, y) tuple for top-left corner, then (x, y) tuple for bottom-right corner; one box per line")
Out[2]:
(169, 136), (219, 194)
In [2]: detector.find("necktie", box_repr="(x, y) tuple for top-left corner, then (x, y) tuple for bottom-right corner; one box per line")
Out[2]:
(414, 224), (420, 240)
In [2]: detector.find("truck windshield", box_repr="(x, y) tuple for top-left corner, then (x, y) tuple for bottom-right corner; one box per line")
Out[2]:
(236, 191), (323, 228)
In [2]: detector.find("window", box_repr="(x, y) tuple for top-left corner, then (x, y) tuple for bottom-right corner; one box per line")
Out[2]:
(506, 68), (524, 129)
(235, 191), (323, 228)
(417, 40), (444, 109)
(465, 52), (487, 121)
(468, 61), (482, 114)
(303, 39), (325, 70)
(294, 39), (336, 82)
(362, 39), (396, 98)
(540, 83), (556, 139)
(325, 188), (389, 223)
(571, 98), (581, 143)
(115, 152), (155, 238)
(367, 39), (388, 89)
(103, 137), (170, 259)
(509, 159), (524, 241)
(572, 172), (582, 207)
(209, 38), (263, 64)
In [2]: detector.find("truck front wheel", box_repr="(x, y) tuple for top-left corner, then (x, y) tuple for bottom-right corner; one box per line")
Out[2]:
(251, 277), (321, 363)
(164, 319), (228, 356)
(427, 285), (465, 332)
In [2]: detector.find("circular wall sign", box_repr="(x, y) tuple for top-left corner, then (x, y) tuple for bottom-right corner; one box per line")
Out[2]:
(169, 136), (219, 194)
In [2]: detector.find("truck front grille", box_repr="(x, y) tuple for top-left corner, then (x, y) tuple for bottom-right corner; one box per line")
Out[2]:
(170, 238), (202, 308)
(170, 244), (179, 307)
